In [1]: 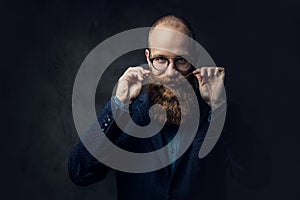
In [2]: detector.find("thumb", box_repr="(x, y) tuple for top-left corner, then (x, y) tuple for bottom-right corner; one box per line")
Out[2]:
(193, 70), (205, 86)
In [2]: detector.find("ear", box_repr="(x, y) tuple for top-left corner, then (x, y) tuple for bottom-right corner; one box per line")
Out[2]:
(145, 48), (150, 63)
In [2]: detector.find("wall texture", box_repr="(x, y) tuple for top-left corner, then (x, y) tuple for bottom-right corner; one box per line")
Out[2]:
(1, 0), (300, 199)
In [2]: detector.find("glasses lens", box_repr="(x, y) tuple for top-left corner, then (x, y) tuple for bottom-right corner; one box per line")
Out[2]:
(152, 57), (168, 71)
(175, 58), (190, 71)
(176, 64), (190, 71)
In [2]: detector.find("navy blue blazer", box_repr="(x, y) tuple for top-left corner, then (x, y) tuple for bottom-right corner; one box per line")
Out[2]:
(68, 90), (265, 200)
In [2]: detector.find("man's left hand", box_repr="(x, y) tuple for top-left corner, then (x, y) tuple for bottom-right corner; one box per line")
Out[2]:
(193, 67), (226, 109)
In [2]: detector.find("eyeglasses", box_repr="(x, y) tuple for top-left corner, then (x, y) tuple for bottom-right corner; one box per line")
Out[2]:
(148, 49), (191, 72)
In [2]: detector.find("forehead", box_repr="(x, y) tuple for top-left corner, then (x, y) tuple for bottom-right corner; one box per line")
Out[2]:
(149, 27), (191, 56)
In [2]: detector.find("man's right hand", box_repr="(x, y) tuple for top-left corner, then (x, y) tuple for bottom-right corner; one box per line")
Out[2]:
(115, 66), (150, 104)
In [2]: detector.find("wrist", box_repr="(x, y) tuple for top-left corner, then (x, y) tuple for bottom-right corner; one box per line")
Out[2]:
(210, 98), (226, 110)
(115, 94), (128, 104)
(112, 96), (130, 110)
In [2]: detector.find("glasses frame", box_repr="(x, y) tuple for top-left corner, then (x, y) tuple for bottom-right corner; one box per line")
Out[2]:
(147, 49), (192, 72)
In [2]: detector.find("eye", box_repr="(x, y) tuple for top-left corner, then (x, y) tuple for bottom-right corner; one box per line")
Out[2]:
(175, 57), (187, 64)
(153, 57), (167, 63)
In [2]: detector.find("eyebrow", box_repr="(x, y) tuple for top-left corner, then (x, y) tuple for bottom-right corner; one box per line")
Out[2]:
(152, 54), (187, 59)
(152, 54), (166, 57)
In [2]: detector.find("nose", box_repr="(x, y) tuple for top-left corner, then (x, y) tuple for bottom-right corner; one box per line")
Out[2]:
(164, 60), (178, 77)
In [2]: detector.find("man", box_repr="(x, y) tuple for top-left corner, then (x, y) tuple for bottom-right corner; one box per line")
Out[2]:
(68, 15), (264, 200)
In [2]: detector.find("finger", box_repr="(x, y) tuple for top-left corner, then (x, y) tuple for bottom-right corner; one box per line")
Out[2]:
(125, 70), (144, 82)
(133, 71), (144, 82)
(207, 67), (212, 77)
(192, 69), (202, 81)
(133, 66), (150, 73)
(217, 67), (225, 73)
(129, 67), (147, 80)
(192, 68), (200, 73)
(201, 67), (211, 78)
(214, 67), (219, 76)
(216, 67), (225, 79)
(132, 66), (150, 78)
(192, 68), (200, 76)
(200, 67), (205, 77)
(219, 68), (225, 80)
(194, 68), (207, 86)
(141, 68), (150, 76)
(194, 72), (202, 82)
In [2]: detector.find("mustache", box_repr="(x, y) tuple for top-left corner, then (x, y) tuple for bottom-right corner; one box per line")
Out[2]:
(147, 74), (188, 87)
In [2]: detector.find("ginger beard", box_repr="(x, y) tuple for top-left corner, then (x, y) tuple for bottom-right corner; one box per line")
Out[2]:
(147, 73), (195, 126)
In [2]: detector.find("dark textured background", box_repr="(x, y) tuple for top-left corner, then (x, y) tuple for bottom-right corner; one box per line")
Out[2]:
(1, 0), (300, 199)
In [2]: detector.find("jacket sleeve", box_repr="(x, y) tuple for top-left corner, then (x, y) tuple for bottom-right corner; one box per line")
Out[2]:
(68, 98), (126, 186)
(68, 141), (111, 186)
(220, 101), (270, 189)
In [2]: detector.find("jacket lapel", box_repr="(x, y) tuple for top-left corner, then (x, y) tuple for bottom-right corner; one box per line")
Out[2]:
(134, 93), (171, 177)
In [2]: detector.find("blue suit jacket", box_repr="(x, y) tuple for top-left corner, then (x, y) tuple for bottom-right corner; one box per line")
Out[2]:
(68, 90), (266, 200)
